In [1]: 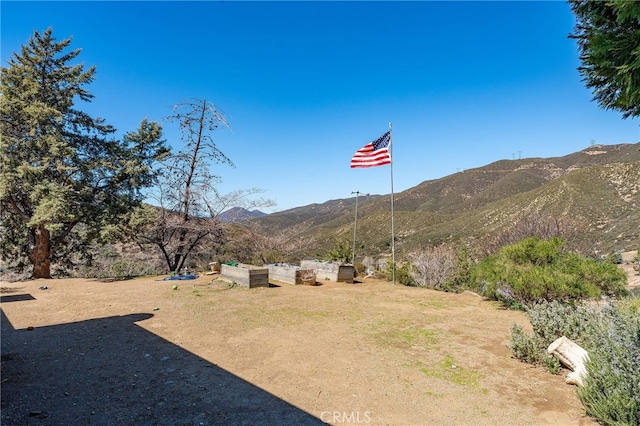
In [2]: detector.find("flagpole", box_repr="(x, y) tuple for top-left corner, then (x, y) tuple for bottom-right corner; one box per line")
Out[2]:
(389, 122), (396, 285)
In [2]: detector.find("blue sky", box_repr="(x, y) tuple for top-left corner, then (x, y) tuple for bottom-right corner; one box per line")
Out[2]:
(2, 1), (638, 212)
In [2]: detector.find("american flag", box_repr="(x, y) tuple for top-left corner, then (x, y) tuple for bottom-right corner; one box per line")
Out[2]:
(350, 131), (392, 168)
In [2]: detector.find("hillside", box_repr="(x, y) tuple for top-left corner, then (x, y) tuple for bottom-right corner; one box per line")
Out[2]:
(218, 207), (267, 223)
(256, 142), (640, 257)
(257, 195), (383, 230)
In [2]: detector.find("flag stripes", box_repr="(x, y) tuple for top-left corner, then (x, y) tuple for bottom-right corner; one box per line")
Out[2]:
(350, 131), (392, 168)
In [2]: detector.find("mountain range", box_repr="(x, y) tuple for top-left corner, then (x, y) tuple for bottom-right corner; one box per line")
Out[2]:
(218, 207), (267, 223)
(250, 142), (640, 258)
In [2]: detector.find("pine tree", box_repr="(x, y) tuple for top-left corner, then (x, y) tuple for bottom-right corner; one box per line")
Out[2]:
(0, 28), (168, 278)
(569, 0), (640, 118)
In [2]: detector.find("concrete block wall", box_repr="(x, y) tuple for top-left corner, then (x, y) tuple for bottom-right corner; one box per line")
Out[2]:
(266, 264), (316, 285)
(300, 260), (354, 284)
(220, 263), (269, 288)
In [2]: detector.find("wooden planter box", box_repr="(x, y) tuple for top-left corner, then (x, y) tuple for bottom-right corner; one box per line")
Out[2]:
(265, 264), (316, 286)
(220, 263), (269, 288)
(300, 260), (354, 284)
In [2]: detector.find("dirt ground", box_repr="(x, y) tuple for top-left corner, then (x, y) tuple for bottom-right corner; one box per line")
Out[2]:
(3, 266), (635, 426)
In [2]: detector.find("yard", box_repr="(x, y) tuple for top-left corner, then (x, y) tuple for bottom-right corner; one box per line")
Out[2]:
(1, 274), (600, 425)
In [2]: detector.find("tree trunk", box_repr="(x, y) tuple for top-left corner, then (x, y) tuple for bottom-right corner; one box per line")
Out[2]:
(31, 224), (52, 279)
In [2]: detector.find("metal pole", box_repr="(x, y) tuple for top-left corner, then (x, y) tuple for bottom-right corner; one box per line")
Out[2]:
(389, 122), (395, 285)
(351, 191), (359, 265)
(351, 191), (369, 265)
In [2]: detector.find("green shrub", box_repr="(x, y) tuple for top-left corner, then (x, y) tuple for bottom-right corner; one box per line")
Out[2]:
(386, 262), (414, 286)
(526, 300), (600, 347)
(577, 300), (640, 426)
(501, 236), (563, 266)
(353, 262), (366, 277)
(470, 237), (628, 307)
(444, 244), (477, 292)
(509, 301), (598, 373)
(327, 239), (355, 264)
(509, 299), (640, 425)
(509, 323), (561, 373)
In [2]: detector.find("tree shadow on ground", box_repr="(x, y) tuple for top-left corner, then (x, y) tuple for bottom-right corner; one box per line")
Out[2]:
(1, 298), (324, 425)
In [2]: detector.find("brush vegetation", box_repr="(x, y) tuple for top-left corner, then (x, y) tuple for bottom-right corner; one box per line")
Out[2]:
(510, 299), (640, 426)
(469, 236), (628, 309)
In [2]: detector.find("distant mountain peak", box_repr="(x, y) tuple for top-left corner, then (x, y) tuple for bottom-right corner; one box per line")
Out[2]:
(218, 207), (266, 223)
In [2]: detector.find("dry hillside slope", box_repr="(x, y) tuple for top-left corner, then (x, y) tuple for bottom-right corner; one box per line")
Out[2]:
(256, 143), (639, 257)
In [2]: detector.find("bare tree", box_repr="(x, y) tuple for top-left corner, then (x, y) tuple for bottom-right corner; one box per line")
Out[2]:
(408, 244), (457, 289)
(135, 99), (272, 273)
(230, 220), (315, 265)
